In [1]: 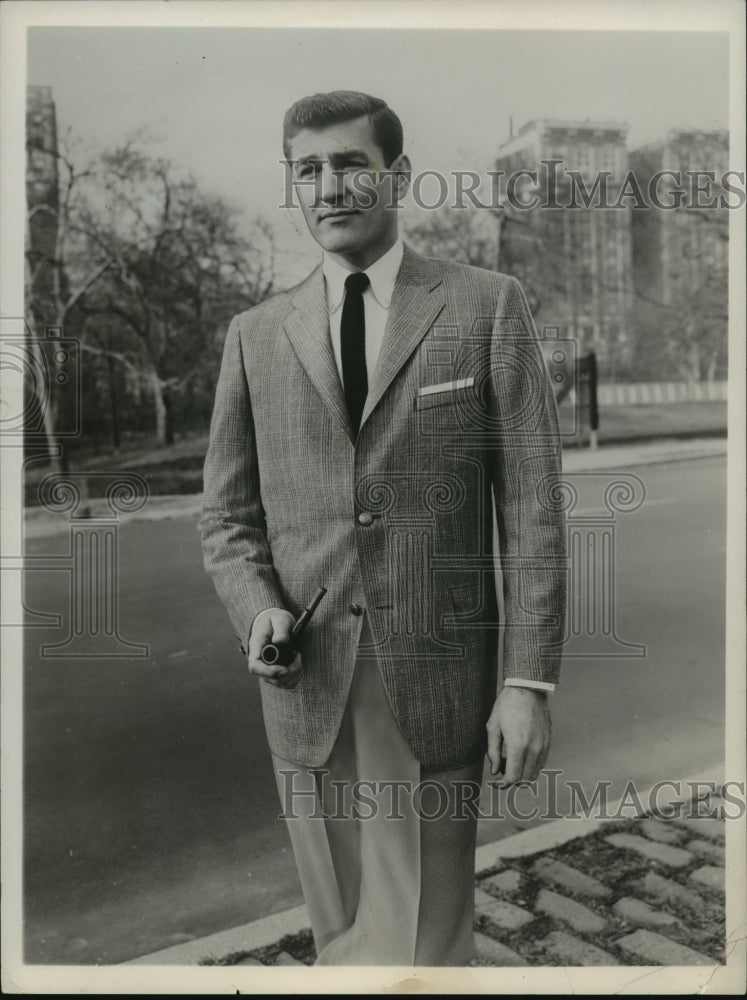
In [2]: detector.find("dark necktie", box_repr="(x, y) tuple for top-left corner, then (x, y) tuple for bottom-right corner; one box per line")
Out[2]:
(341, 271), (370, 436)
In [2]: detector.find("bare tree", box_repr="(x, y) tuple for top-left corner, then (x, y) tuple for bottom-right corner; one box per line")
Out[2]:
(26, 133), (276, 452)
(76, 142), (275, 444)
(25, 129), (117, 471)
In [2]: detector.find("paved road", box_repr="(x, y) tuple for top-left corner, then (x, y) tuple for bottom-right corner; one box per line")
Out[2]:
(22, 455), (726, 964)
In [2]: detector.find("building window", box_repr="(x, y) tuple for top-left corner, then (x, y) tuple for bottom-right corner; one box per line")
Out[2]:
(550, 146), (566, 162)
(601, 145), (617, 175)
(576, 143), (592, 175)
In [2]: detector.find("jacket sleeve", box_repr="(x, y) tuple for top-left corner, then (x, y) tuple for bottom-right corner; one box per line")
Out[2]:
(488, 276), (566, 685)
(198, 314), (285, 649)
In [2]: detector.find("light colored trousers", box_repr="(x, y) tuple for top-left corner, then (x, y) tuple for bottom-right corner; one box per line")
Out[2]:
(271, 616), (482, 966)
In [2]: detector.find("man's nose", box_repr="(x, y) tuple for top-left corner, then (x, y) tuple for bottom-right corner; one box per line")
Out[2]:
(317, 164), (348, 204)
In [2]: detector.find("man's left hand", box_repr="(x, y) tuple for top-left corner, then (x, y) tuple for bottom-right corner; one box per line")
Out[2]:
(485, 687), (552, 785)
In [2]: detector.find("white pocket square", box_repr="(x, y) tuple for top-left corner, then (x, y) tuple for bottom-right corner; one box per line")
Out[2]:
(418, 377), (474, 397)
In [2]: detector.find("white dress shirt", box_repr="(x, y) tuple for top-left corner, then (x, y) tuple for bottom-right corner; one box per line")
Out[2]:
(320, 240), (554, 695)
(323, 238), (404, 385)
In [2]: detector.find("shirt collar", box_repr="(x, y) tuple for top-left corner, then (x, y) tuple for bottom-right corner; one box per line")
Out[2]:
(323, 239), (404, 314)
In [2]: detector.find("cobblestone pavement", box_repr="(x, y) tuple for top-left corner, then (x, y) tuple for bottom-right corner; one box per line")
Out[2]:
(196, 805), (727, 969)
(469, 813), (726, 969)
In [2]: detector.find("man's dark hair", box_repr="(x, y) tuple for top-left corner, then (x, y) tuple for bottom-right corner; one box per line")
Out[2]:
(282, 90), (403, 166)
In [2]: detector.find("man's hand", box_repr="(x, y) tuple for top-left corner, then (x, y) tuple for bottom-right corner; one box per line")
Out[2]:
(247, 608), (302, 689)
(486, 686), (551, 785)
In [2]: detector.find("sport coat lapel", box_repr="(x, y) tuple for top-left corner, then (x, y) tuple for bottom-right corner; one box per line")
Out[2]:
(281, 246), (445, 441)
(360, 244), (445, 429)
(282, 265), (355, 443)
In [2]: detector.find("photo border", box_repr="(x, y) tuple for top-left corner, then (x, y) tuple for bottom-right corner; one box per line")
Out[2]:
(2, 0), (745, 994)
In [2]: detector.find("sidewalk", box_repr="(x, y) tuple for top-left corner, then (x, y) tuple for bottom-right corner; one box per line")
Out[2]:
(22, 435), (727, 541)
(126, 777), (728, 968)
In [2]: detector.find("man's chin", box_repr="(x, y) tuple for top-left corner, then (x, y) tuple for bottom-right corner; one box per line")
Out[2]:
(313, 230), (366, 255)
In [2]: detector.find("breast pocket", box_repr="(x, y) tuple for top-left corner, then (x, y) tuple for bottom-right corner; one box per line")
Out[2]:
(414, 377), (476, 411)
(415, 391), (461, 411)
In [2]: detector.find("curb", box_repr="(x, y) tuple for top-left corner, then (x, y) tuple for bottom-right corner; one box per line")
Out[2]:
(126, 905), (311, 967)
(124, 765), (723, 966)
(561, 436), (726, 473)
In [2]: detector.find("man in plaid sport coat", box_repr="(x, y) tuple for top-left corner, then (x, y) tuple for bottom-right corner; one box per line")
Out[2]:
(199, 91), (566, 966)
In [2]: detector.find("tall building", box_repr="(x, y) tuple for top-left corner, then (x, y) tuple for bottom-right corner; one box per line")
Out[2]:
(629, 129), (729, 306)
(627, 129), (729, 383)
(495, 119), (633, 374)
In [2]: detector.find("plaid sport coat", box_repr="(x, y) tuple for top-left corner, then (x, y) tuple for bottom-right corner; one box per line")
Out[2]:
(199, 244), (566, 770)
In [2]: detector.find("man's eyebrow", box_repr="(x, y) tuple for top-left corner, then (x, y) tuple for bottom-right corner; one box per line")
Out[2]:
(330, 149), (370, 162)
(293, 150), (371, 165)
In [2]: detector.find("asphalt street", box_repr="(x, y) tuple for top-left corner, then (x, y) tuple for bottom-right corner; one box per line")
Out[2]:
(22, 454), (726, 964)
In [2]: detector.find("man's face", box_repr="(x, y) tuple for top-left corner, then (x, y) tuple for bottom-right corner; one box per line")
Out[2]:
(287, 116), (408, 262)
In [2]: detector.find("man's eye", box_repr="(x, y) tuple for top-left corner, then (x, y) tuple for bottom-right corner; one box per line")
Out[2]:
(295, 163), (321, 179)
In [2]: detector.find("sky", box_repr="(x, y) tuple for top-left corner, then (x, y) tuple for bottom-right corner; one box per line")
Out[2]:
(26, 26), (731, 281)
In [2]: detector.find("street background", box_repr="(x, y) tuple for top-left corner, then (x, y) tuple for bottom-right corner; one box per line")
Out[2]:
(9, 12), (740, 972)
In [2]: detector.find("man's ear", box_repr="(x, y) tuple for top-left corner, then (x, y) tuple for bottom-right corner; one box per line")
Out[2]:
(388, 154), (412, 202)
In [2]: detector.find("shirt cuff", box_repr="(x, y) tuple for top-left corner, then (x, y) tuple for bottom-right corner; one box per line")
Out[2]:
(503, 678), (556, 693)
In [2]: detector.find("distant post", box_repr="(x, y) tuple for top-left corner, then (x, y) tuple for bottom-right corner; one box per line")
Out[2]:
(578, 350), (599, 449)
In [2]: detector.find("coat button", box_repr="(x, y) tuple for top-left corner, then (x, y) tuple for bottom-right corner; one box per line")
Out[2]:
(349, 603), (363, 616)
(357, 511), (374, 526)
